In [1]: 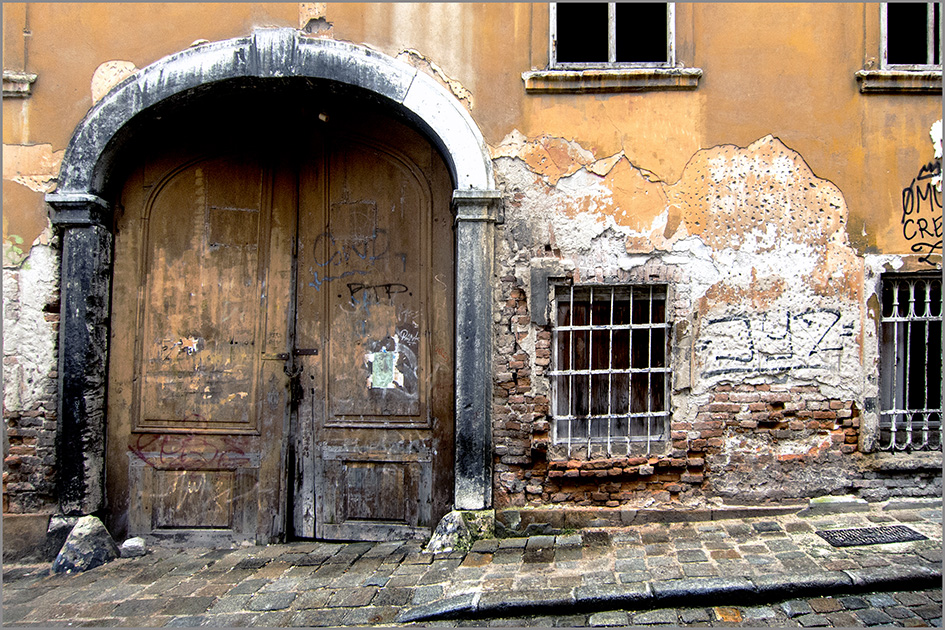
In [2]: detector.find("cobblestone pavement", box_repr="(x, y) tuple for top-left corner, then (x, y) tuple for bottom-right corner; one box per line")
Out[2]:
(421, 589), (943, 627)
(2, 502), (941, 627)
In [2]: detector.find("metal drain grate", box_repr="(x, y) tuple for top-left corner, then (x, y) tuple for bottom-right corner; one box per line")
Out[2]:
(815, 525), (928, 547)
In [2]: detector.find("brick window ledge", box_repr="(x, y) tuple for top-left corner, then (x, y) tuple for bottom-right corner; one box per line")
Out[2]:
(855, 69), (942, 94)
(523, 67), (703, 94)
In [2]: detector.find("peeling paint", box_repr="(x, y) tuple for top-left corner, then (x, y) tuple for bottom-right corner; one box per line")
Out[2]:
(91, 60), (138, 105)
(396, 48), (474, 110)
(3, 144), (64, 193)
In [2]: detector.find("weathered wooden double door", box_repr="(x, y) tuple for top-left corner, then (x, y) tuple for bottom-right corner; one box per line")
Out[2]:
(107, 112), (455, 543)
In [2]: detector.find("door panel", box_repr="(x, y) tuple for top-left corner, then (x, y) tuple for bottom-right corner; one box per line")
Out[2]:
(110, 151), (291, 544)
(109, 107), (453, 544)
(296, 133), (451, 541)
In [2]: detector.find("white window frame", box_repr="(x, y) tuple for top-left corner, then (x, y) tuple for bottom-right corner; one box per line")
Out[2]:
(878, 273), (943, 452)
(550, 2), (676, 69)
(881, 2), (942, 69)
(550, 284), (671, 457)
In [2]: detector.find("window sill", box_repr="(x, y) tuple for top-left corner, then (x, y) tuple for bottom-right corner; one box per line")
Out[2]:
(854, 69), (942, 94)
(2, 70), (37, 98)
(523, 67), (703, 93)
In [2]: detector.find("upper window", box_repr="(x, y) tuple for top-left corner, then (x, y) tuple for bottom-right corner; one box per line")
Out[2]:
(879, 273), (943, 452)
(883, 2), (942, 68)
(551, 2), (674, 68)
(551, 285), (670, 456)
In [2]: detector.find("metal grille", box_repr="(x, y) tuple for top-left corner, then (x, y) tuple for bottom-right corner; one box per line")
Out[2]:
(551, 285), (670, 456)
(879, 274), (943, 452)
(815, 525), (928, 547)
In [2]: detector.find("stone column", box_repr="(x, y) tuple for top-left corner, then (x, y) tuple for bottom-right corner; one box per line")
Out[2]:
(452, 189), (502, 510)
(46, 193), (112, 515)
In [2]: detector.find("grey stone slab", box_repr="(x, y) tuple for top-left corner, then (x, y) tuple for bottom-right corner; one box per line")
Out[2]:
(497, 538), (527, 549)
(574, 581), (650, 606)
(470, 539), (499, 553)
(742, 605), (777, 620)
(893, 592), (932, 606)
(342, 605), (401, 625)
(247, 592), (296, 611)
(287, 608), (348, 627)
(781, 600), (814, 618)
(681, 563), (720, 578)
(839, 595), (869, 610)
(162, 596), (214, 615)
(615, 558), (646, 572)
(856, 608), (896, 626)
(886, 605), (921, 619)
(478, 587), (575, 614)
(227, 578), (268, 595)
(588, 611), (629, 626)
(649, 576), (755, 601)
(912, 605), (945, 620)
(632, 609), (678, 625)
(411, 584), (446, 605)
(372, 587), (412, 607)
(111, 598), (170, 617)
(163, 615), (206, 626)
(752, 571), (852, 596)
(679, 608), (712, 623)
(676, 549), (708, 563)
(554, 547), (584, 562)
(396, 592), (478, 623)
(796, 613), (830, 627)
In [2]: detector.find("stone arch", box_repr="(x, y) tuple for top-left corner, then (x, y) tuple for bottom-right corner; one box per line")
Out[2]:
(46, 29), (498, 521)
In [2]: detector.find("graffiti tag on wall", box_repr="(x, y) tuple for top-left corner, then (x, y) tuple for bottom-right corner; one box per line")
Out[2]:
(901, 159), (942, 266)
(697, 309), (853, 377)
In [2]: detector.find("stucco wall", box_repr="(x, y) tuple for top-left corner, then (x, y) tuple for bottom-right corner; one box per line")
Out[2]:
(2, 3), (941, 518)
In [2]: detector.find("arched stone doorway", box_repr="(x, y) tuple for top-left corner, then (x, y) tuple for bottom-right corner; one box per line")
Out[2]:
(47, 30), (499, 543)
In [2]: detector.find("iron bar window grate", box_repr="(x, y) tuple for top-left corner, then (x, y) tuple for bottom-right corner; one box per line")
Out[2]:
(551, 284), (670, 457)
(879, 273), (943, 452)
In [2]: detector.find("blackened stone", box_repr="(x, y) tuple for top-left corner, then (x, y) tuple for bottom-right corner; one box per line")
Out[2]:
(52, 515), (119, 574)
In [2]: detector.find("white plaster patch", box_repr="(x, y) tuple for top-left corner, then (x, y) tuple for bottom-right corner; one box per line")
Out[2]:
(2, 242), (59, 413)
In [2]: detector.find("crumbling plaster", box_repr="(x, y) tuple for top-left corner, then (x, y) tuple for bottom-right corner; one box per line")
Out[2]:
(492, 131), (884, 503)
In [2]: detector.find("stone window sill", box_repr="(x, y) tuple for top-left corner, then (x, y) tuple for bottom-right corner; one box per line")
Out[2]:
(855, 69), (942, 94)
(523, 67), (703, 94)
(2, 70), (37, 98)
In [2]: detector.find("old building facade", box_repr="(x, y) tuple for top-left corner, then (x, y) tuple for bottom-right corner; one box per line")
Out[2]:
(3, 3), (942, 548)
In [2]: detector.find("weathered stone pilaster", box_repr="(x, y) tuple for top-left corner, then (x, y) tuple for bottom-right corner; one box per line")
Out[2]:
(453, 189), (502, 510)
(47, 193), (112, 515)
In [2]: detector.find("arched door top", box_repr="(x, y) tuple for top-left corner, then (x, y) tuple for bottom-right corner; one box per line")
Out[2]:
(51, 28), (495, 203)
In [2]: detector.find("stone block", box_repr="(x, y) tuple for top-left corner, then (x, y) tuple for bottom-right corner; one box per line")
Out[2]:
(51, 515), (119, 574)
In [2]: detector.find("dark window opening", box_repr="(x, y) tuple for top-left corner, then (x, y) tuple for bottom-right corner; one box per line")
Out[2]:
(887, 2), (942, 66)
(555, 2), (609, 63)
(616, 3), (668, 63)
(554, 2), (670, 65)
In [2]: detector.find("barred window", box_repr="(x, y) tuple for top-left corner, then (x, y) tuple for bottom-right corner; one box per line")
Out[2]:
(879, 274), (943, 451)
(551, 285), (670, 456)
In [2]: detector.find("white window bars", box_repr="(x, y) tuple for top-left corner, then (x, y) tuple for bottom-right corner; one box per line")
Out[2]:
(551, 284), (670, 456)
(879, 274), (943, 451)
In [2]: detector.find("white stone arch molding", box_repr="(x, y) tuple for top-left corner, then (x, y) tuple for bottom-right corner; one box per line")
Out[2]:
(45, 28), (501, 518)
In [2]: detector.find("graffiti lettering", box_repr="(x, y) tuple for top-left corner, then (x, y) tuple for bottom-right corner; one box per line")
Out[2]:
(901, 159), (943, 266)
(347, 282), (409, 304)
(128, 433), (246, 470)
(698, 309), (847, 377)
(313, 228), (388, 268)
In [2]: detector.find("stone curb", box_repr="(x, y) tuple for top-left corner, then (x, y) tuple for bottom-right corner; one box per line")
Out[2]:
(395, 566), (943, 623)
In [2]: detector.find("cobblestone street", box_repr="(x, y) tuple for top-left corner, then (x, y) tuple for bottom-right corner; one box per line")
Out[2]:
(2, 501), (941, 627)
